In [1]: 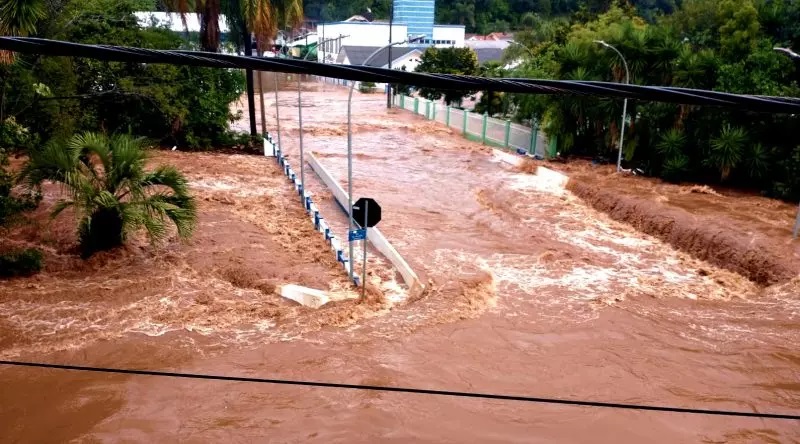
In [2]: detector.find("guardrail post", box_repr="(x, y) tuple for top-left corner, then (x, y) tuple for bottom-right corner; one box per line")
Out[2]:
(530, 120), (538, 155)
(482, 113), (488, 144)
(548, 135), (558, 159)
(462, 109), (468, 135)
(446, 106), (451, 126)
(414, 97), (419, 114)
(504, 120), (511, 148)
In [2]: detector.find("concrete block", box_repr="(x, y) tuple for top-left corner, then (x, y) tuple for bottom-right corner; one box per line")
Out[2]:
(280, 284), (330, 308)
(492, 148), (523, 167)
(536, 166), (570, 189)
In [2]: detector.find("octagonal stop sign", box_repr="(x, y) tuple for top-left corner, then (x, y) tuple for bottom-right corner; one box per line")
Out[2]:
(352, 197), (382, 228)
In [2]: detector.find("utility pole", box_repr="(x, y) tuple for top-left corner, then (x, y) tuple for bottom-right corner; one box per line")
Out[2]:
(773, 46), (800, 238)
(387, 1), (394, 108)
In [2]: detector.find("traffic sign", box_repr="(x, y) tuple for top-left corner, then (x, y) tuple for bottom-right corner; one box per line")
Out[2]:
(348, 229), (367, 241)
(352, 197), (382, 228)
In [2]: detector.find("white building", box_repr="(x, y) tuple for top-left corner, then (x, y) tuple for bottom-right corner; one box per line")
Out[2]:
(318, 20), (464, 64)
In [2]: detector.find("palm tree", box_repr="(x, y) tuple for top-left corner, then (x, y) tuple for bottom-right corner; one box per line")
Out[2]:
(708, 124), (747, 181)
(19, 132), (197, 257)
(0, 0), (46, 63)
(165, 0), (303, 136)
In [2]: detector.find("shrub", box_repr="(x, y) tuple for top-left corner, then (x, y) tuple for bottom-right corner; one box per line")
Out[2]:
(20, 132), (197, 257)
(0, 248), (44, 278)
(359, 81), (377, 93)
(16, 0), (245, 149)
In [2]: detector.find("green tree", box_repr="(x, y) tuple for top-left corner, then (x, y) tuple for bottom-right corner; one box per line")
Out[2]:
(15, 0), (246, 147)
(474, 61), (508, 116)
(707, 125), (747, 181)
(415, 46), (480, 106)
(19, 132), (197, 257)
(0, 0), (47, 63)
(166, 0), (303, 52)
(718, 0), (760, 59)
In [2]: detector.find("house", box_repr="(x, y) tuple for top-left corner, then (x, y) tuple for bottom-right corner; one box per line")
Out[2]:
(465, 40), (510, 64)
(336, 45), (422, 69)
(336, 45), (424, 91)
(317, 21), (465, 64)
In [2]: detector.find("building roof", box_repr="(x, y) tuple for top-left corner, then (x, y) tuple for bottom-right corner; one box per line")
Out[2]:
(466, 40), (511, 49)
(337, 45), (420, 67)
(473, 47), (505, 64)
(466, 32), (513, 41)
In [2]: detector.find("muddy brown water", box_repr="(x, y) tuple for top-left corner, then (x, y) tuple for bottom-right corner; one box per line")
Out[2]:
(1, 83), (799, 442)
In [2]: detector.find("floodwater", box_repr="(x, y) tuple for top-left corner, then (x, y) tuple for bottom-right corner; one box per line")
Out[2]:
(1, 80), (799, 442)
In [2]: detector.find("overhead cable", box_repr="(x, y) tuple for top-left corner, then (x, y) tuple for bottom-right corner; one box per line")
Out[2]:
(1, 37), (799, 113)
(0, 360), (798, 420)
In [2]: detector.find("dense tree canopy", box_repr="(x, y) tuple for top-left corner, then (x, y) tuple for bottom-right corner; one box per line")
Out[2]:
(415, 46), (480, 105)
(501, 1), (800, 199)
(303, 0), (679, 33)
(1, 0), (247, 148)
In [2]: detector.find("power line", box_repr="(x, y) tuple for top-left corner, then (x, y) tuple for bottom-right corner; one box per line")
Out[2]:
(1, 37), (800, 114)
(1, 360), (798, 421)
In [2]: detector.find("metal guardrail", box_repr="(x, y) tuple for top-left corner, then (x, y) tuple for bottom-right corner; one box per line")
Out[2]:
(393, 95), (549, 157)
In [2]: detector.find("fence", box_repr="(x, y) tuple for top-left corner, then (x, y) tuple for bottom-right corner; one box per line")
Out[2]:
(393, 94), (551, 158)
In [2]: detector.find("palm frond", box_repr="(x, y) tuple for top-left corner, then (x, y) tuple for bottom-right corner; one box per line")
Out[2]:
(708, 125), (747, 181)
(0, 0), (47, 52)
(68, 132), (111, 187)
(141, 165), (193, 199)
(17, 138), (77, 190)
(240, 0), (275, 49)
(49, 199), (74, 220)
(656, 128), (686, 158)
(108, 133), (148, 193)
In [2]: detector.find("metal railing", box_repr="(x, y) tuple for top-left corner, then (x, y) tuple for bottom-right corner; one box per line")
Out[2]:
(393, 94), (549, 157)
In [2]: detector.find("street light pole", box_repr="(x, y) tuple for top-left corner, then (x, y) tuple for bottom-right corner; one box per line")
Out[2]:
(387, 2), (394, 108)
(774, 46), (800, 238)
(774, 46), (800, 59)
(594, 40), (630, 173)
(296, 36), (343, 205)
(346, 36), (424, 282)
(507, 40), (534, 59)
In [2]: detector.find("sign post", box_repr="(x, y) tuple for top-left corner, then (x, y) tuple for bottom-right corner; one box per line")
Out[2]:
(361, 204), (368, 299)
(350, 197), (382, 299)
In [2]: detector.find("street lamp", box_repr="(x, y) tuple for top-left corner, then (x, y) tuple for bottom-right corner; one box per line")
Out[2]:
(345, 35), (424, 281)
(774, 46), (800, 59)
(594, 39), (630, 172)
(773, 46), (800, 238)
(507, 40), (535, 59)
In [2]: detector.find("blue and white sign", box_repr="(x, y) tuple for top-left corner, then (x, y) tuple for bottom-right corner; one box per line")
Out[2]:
(348, 229), (367, 241)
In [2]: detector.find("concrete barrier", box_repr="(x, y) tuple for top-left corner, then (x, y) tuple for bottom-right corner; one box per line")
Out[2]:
(263, 136), (357, 285)
(280, 284), (330, 308)
(492, 148), (524, 167)
(536, 166), (570, 189)
(307, 153), (425, 296)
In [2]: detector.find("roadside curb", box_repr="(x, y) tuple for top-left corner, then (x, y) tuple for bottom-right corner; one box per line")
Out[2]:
(263, 137), (358, 286)
(307, 152), (425, 297)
